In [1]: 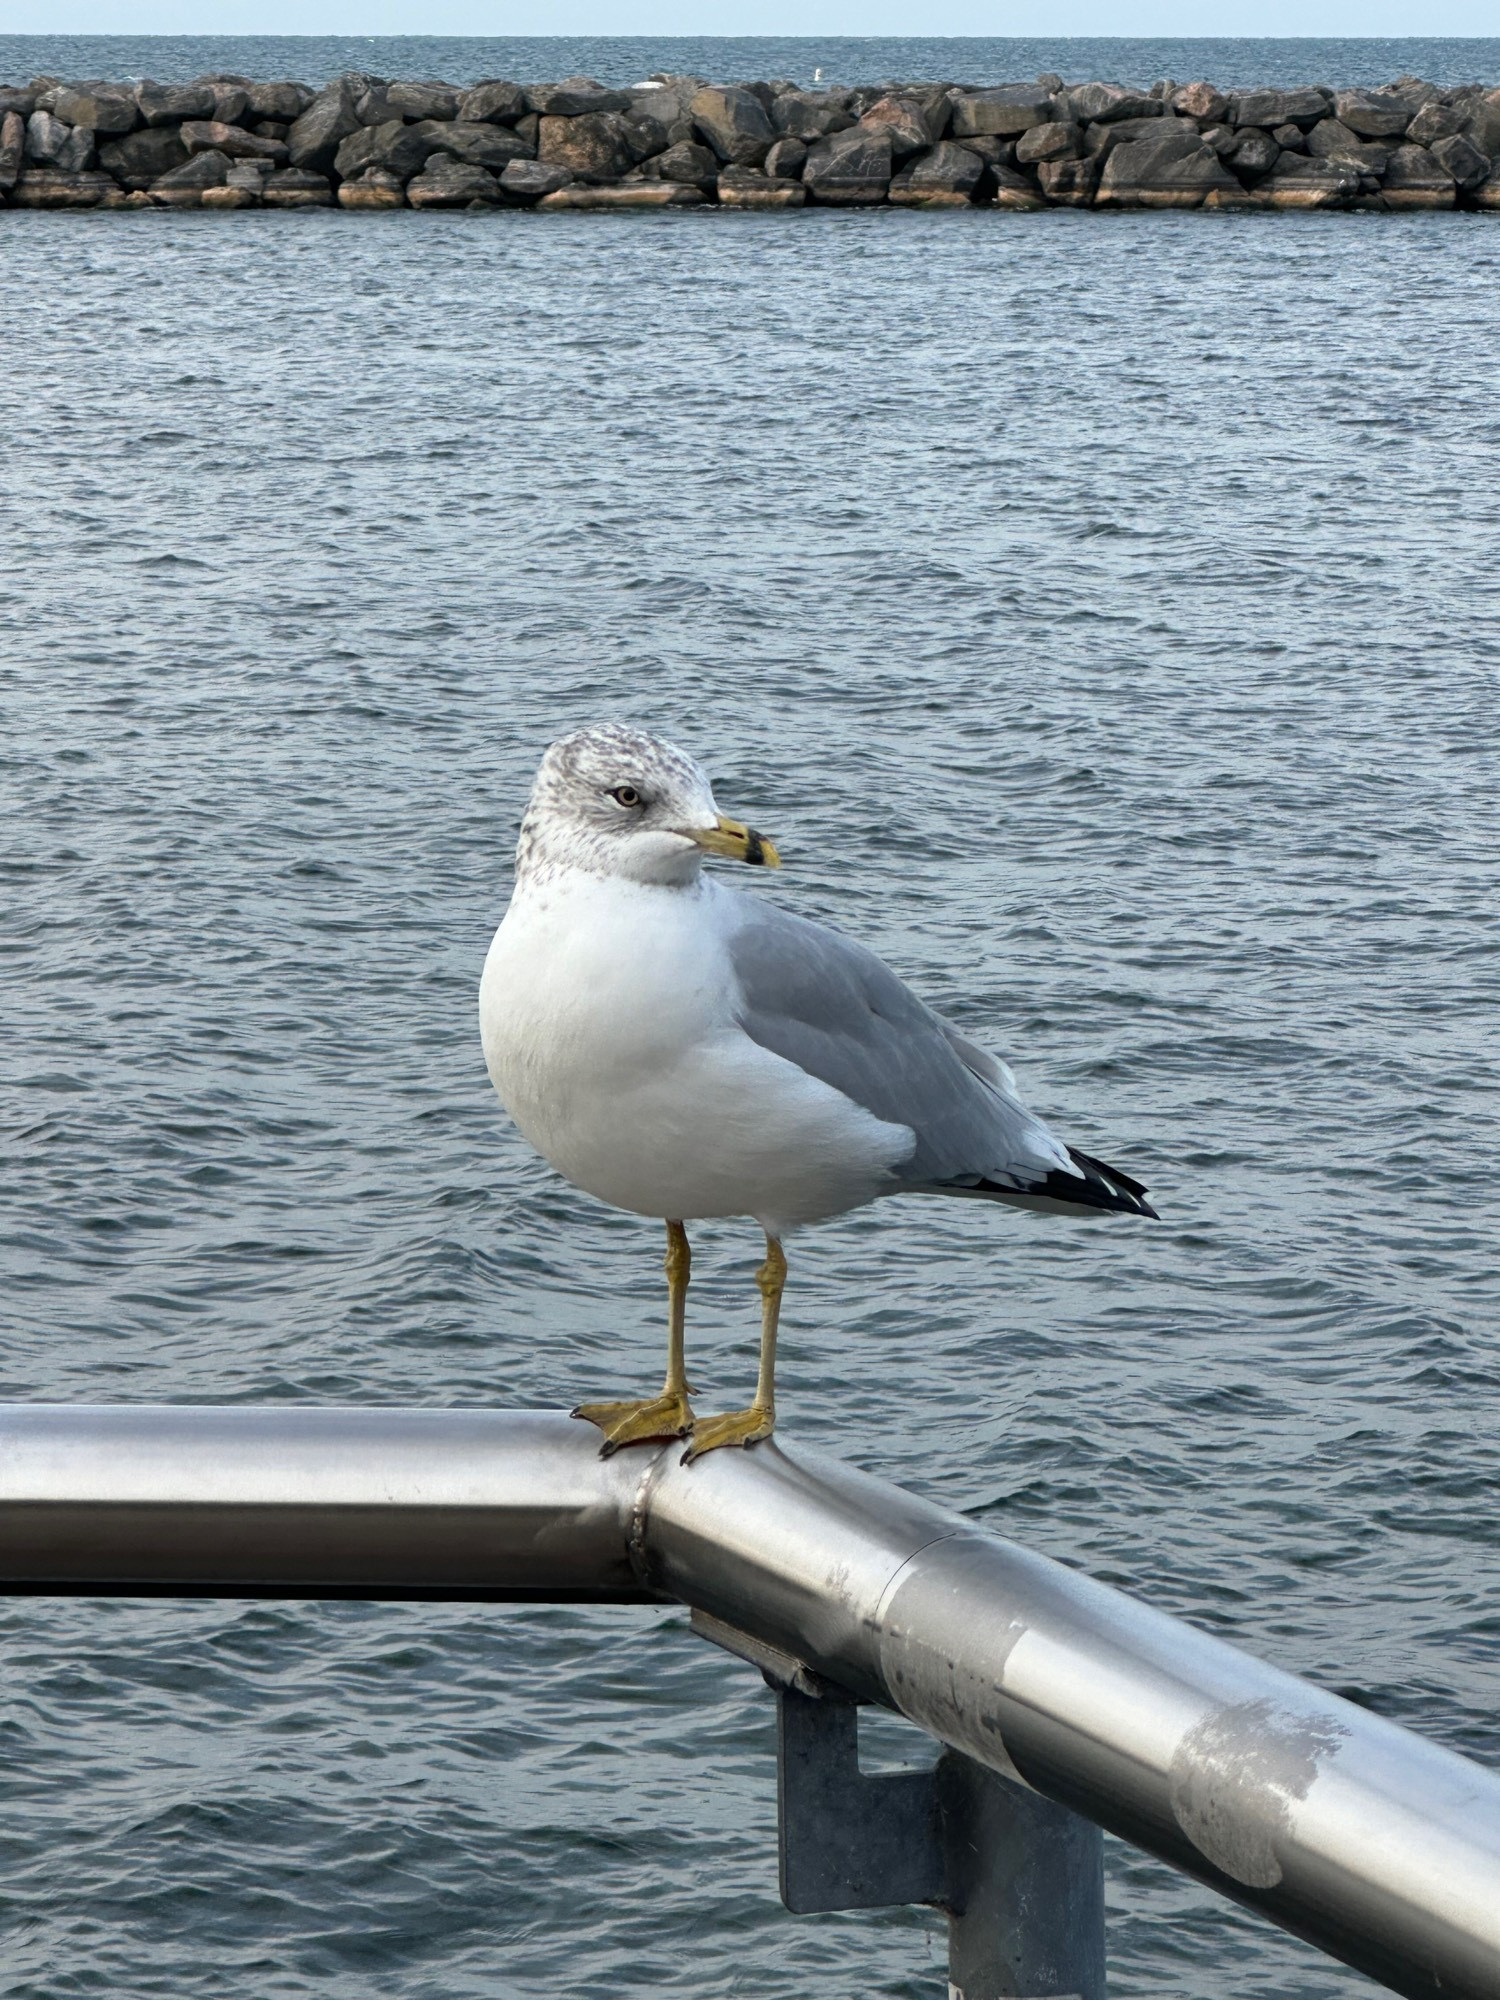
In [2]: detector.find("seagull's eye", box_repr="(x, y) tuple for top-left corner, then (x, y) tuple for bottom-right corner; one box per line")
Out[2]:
(609, 785), (645, 810)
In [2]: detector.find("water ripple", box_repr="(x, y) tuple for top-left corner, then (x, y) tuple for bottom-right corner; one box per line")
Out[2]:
(2, 177), (1498, 2000)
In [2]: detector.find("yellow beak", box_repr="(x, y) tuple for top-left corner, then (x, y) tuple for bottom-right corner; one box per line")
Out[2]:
(688, 813), (781, 869)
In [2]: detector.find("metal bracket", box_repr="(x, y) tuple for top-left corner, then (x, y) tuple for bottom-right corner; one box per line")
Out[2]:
(691, 1612), (1107, 2000)
(778, 1681), (947, 1913)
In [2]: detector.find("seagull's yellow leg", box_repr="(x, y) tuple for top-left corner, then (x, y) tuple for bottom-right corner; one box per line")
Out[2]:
(572, 1220), (695, 1456)
(683, 1235), (784, 1463)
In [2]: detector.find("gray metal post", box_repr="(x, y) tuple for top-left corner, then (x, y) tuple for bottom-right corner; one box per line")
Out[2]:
(940, 1751), (1107, 2000)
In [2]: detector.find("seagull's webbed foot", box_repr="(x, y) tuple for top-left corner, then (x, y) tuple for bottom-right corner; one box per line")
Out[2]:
(571, 1391), (695, 1456)
(681, 1403), (774, 1463)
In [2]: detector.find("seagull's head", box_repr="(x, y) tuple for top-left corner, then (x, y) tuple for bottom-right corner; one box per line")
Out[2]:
(517, 723), (780, 887)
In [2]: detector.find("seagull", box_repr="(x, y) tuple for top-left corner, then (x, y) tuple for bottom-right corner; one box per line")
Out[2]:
(480, 724), (1157, 1463)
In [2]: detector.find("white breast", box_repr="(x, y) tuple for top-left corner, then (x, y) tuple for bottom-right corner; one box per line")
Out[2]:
(479, 871), (910, 1234)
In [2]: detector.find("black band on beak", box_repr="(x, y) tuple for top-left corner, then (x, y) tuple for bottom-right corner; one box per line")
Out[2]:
(744, 829), (767, 866)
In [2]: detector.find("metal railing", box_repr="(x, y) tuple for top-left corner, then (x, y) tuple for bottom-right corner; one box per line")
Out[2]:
(2, 1405), (1496, 2000)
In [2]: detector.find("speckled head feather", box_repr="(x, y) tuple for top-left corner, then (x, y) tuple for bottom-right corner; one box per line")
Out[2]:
(515, 723), (721, 888)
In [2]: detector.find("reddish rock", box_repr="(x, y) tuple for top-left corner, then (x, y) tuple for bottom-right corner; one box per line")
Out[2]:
(858, 96), (932, 158)
(0, 108), (23, 190)
(538, 111), (639, 182)
(1172, 81), (1228, 123)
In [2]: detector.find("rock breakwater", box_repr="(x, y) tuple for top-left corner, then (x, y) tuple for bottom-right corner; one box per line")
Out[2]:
(4, 71), (1500, 213)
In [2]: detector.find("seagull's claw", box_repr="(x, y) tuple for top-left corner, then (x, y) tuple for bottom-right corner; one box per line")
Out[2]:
(572, 1391), (695, 1456)
(681, 1404), (775, 1464)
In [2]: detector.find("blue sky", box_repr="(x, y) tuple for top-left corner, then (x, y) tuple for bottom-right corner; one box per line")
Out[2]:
(16, 0), (1500, 37)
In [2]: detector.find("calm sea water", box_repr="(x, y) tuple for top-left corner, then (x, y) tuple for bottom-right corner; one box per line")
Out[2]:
(3, 63), (1500, 1999)
(4, 30), (1500, 87)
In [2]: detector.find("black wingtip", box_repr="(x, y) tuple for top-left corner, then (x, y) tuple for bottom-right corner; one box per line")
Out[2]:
(1065, 1146), (1159, 1218)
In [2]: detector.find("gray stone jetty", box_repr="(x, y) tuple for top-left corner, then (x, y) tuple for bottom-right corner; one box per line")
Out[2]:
(4, 72), (1500, 212)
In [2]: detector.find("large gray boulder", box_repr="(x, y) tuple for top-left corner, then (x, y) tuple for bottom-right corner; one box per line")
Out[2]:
(286, 80), (361, 171)
(857, 95), (932, 156)
(98, 123), (189, 187)
(1462, 88), (1500, 158)
(1471, 164), (1500, 209)
(149, 149), (231, 204)
(1172, 81), (1227, 123)
(1097, 127), (1238, 205)
(53, 84), (137, 132)
(26, 110), (94, 172)
(1306, 118), (1390, 174)
(135, 80), (216, 124)
(1016, 120), (1081, 163)
(1380, 142), (1456, 207)
(333, 117), (438, 182)
(405, 155), (504, 205)
(1065, 82), (1157, 123)
(352, 84), (397, 125)
(1231, 87), (1330, 129)
(204, 82), (250, 124)
(180, 119), (288, 160)
(617, 99), (678, 158)
(763, 136), (806, 178)
(524, 81), (630, 116)
(387, 81), (460, 120)
(888, 140), (985, 201)
(949, 85), (1052, 136)
(1260, 154), (1359, 206)
(0, 108), (24, 189)
(246, 81), (314, 123)
(1331, 89), (1416, 138)
(0, 87), (38, 118)
(537, 111), (639, 181)
(498, 158), (574, 201)
(1226, 127), (1281, 178)
(771, 90), (853, 140)
(1431, 130), (1490, 189)
(1089, 113), (1199, 160)
(420, 119), (532, 168)
(635, 139), (720, 187)
(690, 85), (775, 163)
(460, 80), (526, 124)
(1405, 100), (1464, 146)
(802, 125), (893, 202)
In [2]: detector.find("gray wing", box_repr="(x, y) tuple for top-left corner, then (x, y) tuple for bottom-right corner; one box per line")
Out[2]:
(725, 896), (1077, 1193)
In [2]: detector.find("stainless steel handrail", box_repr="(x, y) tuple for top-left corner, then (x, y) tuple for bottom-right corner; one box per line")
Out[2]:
(1, 1404), (1495, 2000)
